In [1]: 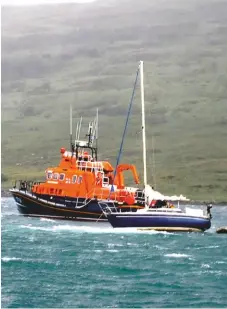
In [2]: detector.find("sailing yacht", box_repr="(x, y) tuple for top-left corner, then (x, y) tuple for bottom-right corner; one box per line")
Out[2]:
(105, 61), (212, 232)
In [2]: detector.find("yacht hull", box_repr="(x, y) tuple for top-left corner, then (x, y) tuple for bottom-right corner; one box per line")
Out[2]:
(106, 212), (211, 231)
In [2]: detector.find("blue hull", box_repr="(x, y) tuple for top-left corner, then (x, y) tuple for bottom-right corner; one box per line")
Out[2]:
(10, 190), (111, 222)
(107, 213), (211, 231)
(10, 189), (135, 222)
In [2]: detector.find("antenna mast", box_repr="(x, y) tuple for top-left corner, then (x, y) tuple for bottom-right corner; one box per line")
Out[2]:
(78, 117), (82, 140)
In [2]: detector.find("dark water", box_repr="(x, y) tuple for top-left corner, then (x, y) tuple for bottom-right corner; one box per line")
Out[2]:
(1, 198), (227, 308)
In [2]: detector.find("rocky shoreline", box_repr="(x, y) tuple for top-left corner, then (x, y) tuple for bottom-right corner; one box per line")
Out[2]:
(1, 189), (226, 205)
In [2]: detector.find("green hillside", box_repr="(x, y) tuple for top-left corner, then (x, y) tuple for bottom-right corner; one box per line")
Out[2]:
(1, 0), (227, 201)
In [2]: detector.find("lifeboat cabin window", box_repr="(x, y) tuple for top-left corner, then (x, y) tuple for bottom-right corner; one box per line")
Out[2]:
(72, 175), (77, 184)
(59, 173), (65, 181)
(78, 176), (83, 184)
(53, 173), (59, 180)
(47, 171), (53, 179)
(103, 177), (109, 185)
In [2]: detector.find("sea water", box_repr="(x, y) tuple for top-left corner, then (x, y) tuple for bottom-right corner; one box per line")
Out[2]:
(1, 197), (227, 308)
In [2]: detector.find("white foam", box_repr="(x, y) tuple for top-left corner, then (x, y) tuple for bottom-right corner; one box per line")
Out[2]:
(126, 242), (137, 246)
(2, 257), (22, 262)
(40, 218), (56, 223)
(194, 245), (220, 250)
(165, 253), (190, 258)
(20, 224), (56, 232)
(19, 224), (176, 235)
(206, 245), (220, 249)
(201, 263), (210, 268)
(2, 256), (60, 265)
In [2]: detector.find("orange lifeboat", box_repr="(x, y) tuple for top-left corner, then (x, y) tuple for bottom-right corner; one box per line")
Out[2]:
(10, 116), (145, 222)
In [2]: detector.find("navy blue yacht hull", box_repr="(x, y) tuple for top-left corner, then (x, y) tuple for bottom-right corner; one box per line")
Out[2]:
(106, 212), (211, 231)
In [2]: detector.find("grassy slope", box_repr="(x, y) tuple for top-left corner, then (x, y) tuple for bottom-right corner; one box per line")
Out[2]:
(1, 0), (227, 201)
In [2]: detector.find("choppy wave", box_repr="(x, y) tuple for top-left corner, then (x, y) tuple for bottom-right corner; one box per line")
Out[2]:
(164, 253), (191, 258)
(2, 257), (23, 262)
(2, 256), (62, 266)
(19, 223), (177, 235)
(201, 263), (211, 268)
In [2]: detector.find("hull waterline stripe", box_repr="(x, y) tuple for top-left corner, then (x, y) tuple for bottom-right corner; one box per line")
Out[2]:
(113, 214), (209, 219)
(136, 227), (203, 232)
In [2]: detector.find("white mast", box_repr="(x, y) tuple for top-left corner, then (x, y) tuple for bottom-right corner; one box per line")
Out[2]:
(70, 104), (73, 150)
(140, 60), (147, 187)
(96, 108), (98, 159)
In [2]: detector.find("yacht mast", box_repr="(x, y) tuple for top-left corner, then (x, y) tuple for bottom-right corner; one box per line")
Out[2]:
(69, 104), (73, 151)
(96, 108), (98, 160)
(140, 60), (147, 187)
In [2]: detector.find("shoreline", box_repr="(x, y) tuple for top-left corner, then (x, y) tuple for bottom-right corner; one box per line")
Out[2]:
(2, 189), (226, 205)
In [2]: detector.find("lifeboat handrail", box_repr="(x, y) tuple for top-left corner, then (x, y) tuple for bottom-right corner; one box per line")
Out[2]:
(97, 201), (116, 215)
(92, 187), (134, 203)
(76, 160), (103, 172)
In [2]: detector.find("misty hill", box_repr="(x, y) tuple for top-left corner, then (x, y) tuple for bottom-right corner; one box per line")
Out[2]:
(2, 0), (227, 201)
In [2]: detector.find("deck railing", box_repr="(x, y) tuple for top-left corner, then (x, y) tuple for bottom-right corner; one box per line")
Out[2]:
(76, 160), (103, 172)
